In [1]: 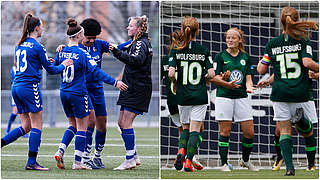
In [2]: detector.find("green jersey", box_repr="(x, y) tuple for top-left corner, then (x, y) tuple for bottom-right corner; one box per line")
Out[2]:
(215, 50), (254, 99)
(264, 34), (313, 102)
(161, 55), (178, 106)
(168, 41), (213, 105)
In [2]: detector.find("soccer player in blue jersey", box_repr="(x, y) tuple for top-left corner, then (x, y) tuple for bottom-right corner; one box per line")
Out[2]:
(1, 13), (73, 171)
(109, 15), (153, 170)
(54, 18), (132, 169)
(53, 18), (127, 170)
(79, 18), (131, 169)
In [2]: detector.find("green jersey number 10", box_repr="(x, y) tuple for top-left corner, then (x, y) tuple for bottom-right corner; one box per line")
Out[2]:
(181, 61), (202, 85)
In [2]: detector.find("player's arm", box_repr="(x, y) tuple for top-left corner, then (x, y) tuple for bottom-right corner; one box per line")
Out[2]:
(109, 40), (148, 66)
(85, 51), (128, 91)
(303, 57), (319, 72)
(257, 56), (269, 74)
(245, 75), (256, 93)
(257, 74), (274, 88)
(38, 46), (72, 74)
(117, 40), (132, 50)
(210, 74), (240, 89)
(258, 43), (272, 74)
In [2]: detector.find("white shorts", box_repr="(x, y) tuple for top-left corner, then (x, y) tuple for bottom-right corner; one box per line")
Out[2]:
(215, 97), (253, 122)
(178, 104), (207, 124)
(273, 101), (318, 123)
(170, 113), (182, 127)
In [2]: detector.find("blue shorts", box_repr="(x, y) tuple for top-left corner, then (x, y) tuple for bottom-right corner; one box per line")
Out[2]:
(60, 91), (90, 119)
(87, 87), (107, 116)
(12, 83), (42, 113)
(120, 106), (143, 115)
(11, 96), (16, 107)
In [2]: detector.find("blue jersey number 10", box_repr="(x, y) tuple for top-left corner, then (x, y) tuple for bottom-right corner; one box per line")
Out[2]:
(63, 65), (74, 83)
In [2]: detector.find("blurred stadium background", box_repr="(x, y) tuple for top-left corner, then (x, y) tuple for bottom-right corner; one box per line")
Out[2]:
(160, 1), (319, 171)
(1, 1), (159, 128)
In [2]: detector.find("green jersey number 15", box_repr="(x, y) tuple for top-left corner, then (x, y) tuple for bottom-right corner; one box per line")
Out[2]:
(276, 53), (301, 79)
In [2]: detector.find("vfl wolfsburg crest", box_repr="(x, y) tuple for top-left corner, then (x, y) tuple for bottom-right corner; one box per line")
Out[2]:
(240, 59), (246, 66)
(229, 70), (243, 84)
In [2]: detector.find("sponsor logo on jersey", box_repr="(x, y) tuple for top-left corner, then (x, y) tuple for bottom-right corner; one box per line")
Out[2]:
(59, 52), (79, 60)
(176, 53), (205, 61)
(240, 59), (246, 66)
(271, 43), (301, 55)
(169, 57), (173, 62)
(229, 70), (243, 84)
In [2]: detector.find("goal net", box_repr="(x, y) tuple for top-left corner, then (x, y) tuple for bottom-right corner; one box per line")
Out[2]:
(160, 1), (319, 169)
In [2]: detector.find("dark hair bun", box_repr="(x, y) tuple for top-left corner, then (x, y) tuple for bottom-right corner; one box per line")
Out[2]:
(67, 18), (77, 27)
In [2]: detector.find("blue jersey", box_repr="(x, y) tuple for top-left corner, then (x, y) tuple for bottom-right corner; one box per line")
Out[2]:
(79, 39), (109, 88)
(80, 39), (132, 88)
(13, 37), (65, 85)
(55, 46), (116, 95)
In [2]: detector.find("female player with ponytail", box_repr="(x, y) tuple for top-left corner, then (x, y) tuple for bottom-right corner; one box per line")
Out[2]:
(257, 6), (318, 176)
(168, 16), (214, 172)
(1, 13), (73, 170)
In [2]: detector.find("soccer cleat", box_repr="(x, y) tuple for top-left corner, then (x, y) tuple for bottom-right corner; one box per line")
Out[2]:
(134, 155), (141, 166)
(113, 158), (136, 170)
(184, 159), (194, 172)
(72, 161), (93, 170)
(306, 166), (316, 172)
(221, 164), (232, 171)
(25, 162), (50, 171)
(291, 108), (304, 124)
(272, 158), (283, 171)
(240, 159), (259, 171)
(284, 169), (295, 176)
(174, 148), (185, 171)
(83, 160), (99, 169)
(93, 157), (105, 169)
(54, 151), (65, 169)
(192, 156), (203, 170)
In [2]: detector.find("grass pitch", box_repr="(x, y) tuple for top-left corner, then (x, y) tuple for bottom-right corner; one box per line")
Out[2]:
(161, 169), (319, 179)
(1, 127), (159, 179)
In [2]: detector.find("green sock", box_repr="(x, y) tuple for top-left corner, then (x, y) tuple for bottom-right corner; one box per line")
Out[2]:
(218, 135), (229, 165)
(179, 129), (189, 150)
(196, 130), (204, 149)
(242, 137), (253, 162)
(297, 118), (312, 134)
(186, 131), (200, 160)
(274, 135), (283, 160)
(280, 135), (294, 170)
(305, 134), (316, 167)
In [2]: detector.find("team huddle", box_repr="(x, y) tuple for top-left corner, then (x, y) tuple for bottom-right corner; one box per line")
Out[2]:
(162, 7), (318, 176)
(2, 13), (153, 171)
